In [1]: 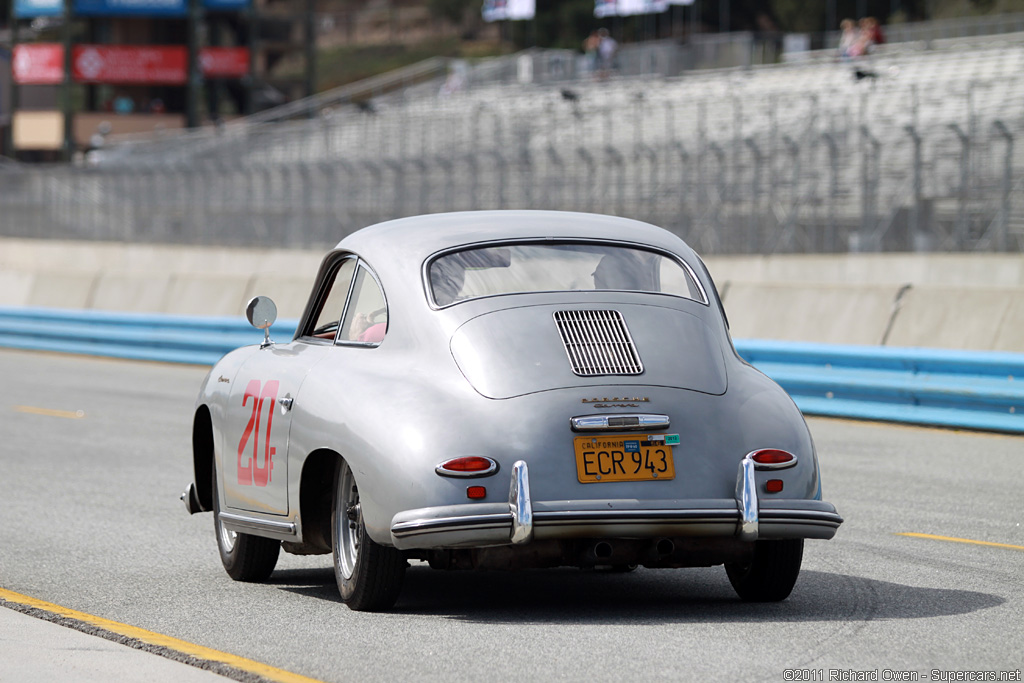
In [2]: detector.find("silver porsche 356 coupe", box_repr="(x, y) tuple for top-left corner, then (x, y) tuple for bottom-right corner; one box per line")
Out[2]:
(182, 211), (842, 611)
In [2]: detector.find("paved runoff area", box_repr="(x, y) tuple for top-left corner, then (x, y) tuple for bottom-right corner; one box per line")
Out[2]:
(0, 605), (231, 683)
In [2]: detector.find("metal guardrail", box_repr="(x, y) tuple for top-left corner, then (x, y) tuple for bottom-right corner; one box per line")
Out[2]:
(736, 339), (1024, 433)
(1, 306), (1021, 433)
(0, 307), (298, 366)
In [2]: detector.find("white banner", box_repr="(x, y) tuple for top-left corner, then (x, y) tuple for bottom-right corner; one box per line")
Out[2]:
(482, 0), (535, 22)
(594, 0), (668, 17)
(618, 0), (668, 15)
(594, 0), (617, 18)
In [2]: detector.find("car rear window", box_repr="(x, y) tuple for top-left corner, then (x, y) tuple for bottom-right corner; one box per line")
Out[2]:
(428, 242), (706, 307)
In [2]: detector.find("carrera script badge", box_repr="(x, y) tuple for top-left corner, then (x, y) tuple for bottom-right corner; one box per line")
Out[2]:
(581, 397), (651, 408)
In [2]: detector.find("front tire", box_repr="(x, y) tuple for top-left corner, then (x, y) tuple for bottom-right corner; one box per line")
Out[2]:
(726, 539), (803, 602)
(332, 459), (406, 611)
(213, 460), (280, 582)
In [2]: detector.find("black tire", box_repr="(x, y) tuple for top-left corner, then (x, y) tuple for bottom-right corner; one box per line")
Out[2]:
(213, 460), (280, 582)
(726, 539), (804, 602)
(332, 459), (406, 611)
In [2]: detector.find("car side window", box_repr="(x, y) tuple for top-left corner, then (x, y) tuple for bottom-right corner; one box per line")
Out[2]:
(339, 265), (387, 345)
(309, 257), (357, 340)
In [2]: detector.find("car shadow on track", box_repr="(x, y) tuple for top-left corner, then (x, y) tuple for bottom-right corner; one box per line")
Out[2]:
(268, 565), (1003, 624)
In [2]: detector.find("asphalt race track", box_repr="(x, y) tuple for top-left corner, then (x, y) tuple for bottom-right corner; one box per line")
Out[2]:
(1, 348), (1021, 682)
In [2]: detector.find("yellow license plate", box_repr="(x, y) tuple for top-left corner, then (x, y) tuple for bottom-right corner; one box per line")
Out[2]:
(573, 435), (676, 483)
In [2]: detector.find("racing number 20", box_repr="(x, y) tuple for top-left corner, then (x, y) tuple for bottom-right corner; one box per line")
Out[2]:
(237, 379), (279, 487)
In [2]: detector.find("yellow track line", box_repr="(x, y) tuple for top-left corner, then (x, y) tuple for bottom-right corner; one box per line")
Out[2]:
(0, 587), (327, 683)
(14, 405), (85, 419)
(897, 532), (1024, 552)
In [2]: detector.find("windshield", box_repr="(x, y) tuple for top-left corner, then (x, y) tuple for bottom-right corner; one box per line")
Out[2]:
(428, 242), (706, 307)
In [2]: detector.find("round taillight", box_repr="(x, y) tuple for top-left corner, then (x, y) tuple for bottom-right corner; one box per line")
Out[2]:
(435, 456), (499, 478)
(749, 449), (797, 470)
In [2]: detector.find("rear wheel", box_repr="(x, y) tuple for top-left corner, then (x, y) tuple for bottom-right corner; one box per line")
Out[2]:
(213, 460), (280, 581)
(333, 459), (406, 611)
(726, 539), (803, 602)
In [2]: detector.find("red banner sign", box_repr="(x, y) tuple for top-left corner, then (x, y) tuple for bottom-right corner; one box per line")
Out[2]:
(15, 44), (250, 85)
(13, 44), (65, 85)
(199, 47), (250, 79)
(73, 45), (188, 84)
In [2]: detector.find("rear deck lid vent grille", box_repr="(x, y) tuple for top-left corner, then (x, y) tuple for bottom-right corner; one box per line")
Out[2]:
(553, 310), (644, 377)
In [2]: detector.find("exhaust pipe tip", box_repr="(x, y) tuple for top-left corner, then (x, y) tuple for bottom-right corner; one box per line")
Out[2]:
(594, 541), (613, 560)
(656, 538), (675, 556)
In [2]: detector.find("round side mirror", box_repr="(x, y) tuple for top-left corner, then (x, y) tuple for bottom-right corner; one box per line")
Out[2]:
(245, 296), (278, 330)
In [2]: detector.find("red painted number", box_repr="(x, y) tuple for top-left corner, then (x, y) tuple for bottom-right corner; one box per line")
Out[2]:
(237, 379), (279, 487)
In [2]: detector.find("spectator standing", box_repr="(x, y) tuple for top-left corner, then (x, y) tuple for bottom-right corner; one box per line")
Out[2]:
(597, 28), (618, 80)
(855, 17), (885, 57)
(837, 19), (858, 61)
(583, 30), (601, 75)
(861, 17), (885, 51)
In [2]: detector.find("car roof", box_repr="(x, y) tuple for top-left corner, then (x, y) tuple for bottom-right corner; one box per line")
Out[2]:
(334, 211), (697, 268)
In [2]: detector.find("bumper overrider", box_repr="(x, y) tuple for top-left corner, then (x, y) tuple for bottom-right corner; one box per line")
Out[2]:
(390, 457), (843, 550)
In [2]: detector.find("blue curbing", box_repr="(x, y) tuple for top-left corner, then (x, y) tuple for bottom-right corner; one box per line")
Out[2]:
(1, 307), (1022, 434)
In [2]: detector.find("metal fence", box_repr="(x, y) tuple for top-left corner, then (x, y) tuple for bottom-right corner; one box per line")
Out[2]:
(1, 35), (1022, 254)
(1, 117), (1017, 254)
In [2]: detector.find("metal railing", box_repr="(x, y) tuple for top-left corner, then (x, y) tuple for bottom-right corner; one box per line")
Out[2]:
(1, 116), (1018, 254)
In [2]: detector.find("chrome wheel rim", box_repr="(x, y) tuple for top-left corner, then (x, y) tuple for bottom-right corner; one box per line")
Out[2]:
(213, 470), (237, 554)
(336, 462), (361, 581)
(217, 512), (237, 553)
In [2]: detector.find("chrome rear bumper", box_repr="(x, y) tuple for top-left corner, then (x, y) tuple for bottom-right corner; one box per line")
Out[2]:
(390, 459), (843, 550)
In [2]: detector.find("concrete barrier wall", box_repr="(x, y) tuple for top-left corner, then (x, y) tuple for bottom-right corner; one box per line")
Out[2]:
(883, 286), (1024, 352)
(707, 255), (1024, 352)
(704, 254), (1024, 287)
(721, 283), (903, 346)
(0, 238), (322, 319)
(719, 282), (1024, 352)
(2, 238), (1022, 351)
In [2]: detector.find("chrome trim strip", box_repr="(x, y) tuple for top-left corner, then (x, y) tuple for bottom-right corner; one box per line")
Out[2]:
(509, 460), (533, 545)
(434, 457), (500, 478)
(759, 510), (844, 526)
(761, 519), (843, 529)
(218, 512), (296, 536)
(388, 507), (841, 545)
(570, 414), (670, 432)
(737, 455), (759, 542)
(534, 509), (738, 525)
(391, 513), (513, 538)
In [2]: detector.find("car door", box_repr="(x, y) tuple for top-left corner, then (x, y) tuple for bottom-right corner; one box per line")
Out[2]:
(222, 256), (358, 516)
